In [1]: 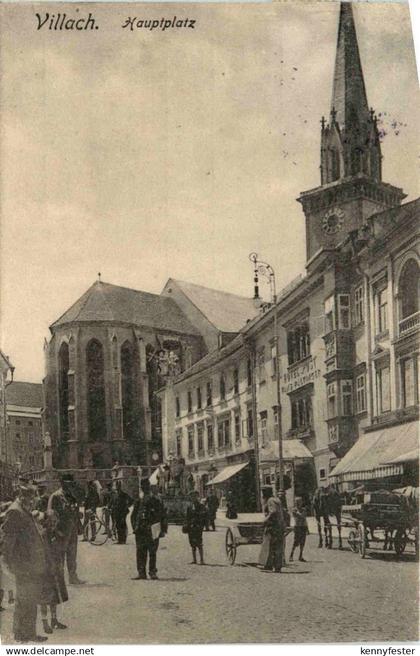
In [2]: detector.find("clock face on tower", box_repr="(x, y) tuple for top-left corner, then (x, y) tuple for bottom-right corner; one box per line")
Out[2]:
(322, 207), (345, 235)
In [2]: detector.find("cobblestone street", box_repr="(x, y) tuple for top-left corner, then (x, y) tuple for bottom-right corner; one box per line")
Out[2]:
(1, 523), (418, 644)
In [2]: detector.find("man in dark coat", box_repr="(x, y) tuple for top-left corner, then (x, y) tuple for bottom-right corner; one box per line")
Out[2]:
(131, 479), (167, 580)
(35, 481), (49, 514)
(186, 491), (207, 564)
(205, 489), (219, 531)
(101, 482), (115, 537)
(81, 481), (100, 542)
(48, 474), (85, 585)
(113, 482), (133, 545)
(1, 483), (48, 642)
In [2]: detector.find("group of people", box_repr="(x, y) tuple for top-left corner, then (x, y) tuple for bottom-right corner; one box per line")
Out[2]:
(0, 469), (333, 642)
(0, 473), (85, 643)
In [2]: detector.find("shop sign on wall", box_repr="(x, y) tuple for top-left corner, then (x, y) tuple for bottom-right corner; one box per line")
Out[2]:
(282, 356), (321, 393)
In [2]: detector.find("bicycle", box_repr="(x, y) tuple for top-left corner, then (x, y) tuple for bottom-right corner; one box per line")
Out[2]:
(83, 508), (116, 546)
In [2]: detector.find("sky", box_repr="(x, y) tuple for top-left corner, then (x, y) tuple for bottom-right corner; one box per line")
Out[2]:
(0, 1), (419, 382)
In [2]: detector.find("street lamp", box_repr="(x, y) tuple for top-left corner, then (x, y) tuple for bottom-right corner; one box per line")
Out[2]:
(249, 253), (284, 495)
(2, 364), (15, 466)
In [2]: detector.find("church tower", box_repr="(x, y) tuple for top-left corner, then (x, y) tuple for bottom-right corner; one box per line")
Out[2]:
(299, 2), (406, 263)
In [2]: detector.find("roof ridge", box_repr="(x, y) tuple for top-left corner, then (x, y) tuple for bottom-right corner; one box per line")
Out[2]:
(172, 279), (253, 301)
(100, 280), (161, 299)
(72, 282), (102, 323)
(96, 281), (118, 322)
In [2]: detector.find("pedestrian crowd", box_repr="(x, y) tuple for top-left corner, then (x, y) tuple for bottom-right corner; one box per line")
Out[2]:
(0, 470), (334, 643)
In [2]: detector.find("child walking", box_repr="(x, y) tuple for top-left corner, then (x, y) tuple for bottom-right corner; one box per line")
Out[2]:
(289, 497), (309, 562)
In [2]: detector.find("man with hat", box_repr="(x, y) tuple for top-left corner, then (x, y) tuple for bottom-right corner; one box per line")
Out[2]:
(131, 479), (167, 580)
(48, 474), (85, 585)
(34, 480), (49, 513)
(1, 482), (48, 642)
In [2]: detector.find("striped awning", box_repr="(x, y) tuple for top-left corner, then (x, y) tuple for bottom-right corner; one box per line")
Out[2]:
(206, 462), (248, 485)
(330, 421), (418, 483)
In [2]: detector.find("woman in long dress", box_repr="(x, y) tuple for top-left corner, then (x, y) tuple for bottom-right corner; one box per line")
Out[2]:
(259, 486), (285, 573)
(35, 511), (69, 634)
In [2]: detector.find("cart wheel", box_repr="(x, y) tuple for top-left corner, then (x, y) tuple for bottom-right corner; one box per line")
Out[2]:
(225, 528), (237, 565)
(348, 529), (359, 553)
(394, 530), (407, 556)
(84, 518), (108, 546)
(358, 524), (366, 559)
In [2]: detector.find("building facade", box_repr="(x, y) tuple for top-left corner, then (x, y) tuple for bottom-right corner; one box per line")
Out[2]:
(160, 2), (419, 499)
(6, 382), (44, 475)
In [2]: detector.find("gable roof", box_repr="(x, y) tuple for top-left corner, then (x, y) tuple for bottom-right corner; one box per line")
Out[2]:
(6, 382), (43, 408)
(50, 281), (200, 335)
(165, 279), (260, 333)
(172, 333), (245, 385)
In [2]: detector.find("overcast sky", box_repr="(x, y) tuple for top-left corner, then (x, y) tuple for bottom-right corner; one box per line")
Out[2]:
(1, 1), (419, 382)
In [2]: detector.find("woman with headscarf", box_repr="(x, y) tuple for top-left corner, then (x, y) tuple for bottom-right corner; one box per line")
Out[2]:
(34, 510), (68, 634)
(259, 486), (285, 573)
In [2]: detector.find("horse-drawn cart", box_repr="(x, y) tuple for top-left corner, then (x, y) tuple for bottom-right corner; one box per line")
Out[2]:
(342, 489), (418, 559)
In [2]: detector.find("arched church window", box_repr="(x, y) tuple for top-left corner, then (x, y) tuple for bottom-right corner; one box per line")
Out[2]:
(399, 259), (419, 320)
(121, 341), (138, 441)
(146, 344), (162, 452)
(86, 339), (106, 442)
(58, 342), (69, 440)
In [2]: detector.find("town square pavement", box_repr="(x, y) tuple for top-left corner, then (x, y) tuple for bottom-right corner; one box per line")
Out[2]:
(1, 523), (418, 644)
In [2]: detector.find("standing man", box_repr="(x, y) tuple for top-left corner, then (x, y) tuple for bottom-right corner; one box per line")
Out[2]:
(101, 482), (114, 537)
(48, 474), (85, 585)
(1, 483), (48, 642)
(205, 489), (219, 531)
(185, 491), (207, 565)
(34, 480), (50, 513)
(131, 479), (167, 580)
(113, 482), (133, 545)
(81, 481), (100, 542)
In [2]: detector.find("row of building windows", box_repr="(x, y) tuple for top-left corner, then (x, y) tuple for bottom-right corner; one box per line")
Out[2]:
(176, 406), (256, 459)
(176, 362), (253, 417)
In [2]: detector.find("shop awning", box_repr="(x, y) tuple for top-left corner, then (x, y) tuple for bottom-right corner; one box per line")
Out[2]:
(206, 462), (248, 486)
(330, 421), (418, 482)
(259, 439), (313, 464)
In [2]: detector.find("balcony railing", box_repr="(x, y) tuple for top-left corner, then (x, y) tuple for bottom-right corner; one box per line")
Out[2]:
(399, 311), (420, 336)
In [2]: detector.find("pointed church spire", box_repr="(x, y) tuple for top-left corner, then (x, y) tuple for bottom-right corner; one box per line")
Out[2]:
(331, 2), (370, 130)
(320, 2), (382, 185)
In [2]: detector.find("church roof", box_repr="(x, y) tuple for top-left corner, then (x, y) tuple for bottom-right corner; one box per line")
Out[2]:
(165, 279), (260, 332)
(172, 333), (245, 384)
(331, 2), (370, 131)
(50, 281), (200, 335)
(6, 381), (43, 408)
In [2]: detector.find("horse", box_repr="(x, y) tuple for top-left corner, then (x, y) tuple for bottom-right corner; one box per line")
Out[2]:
(312, 486), (343, 549)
